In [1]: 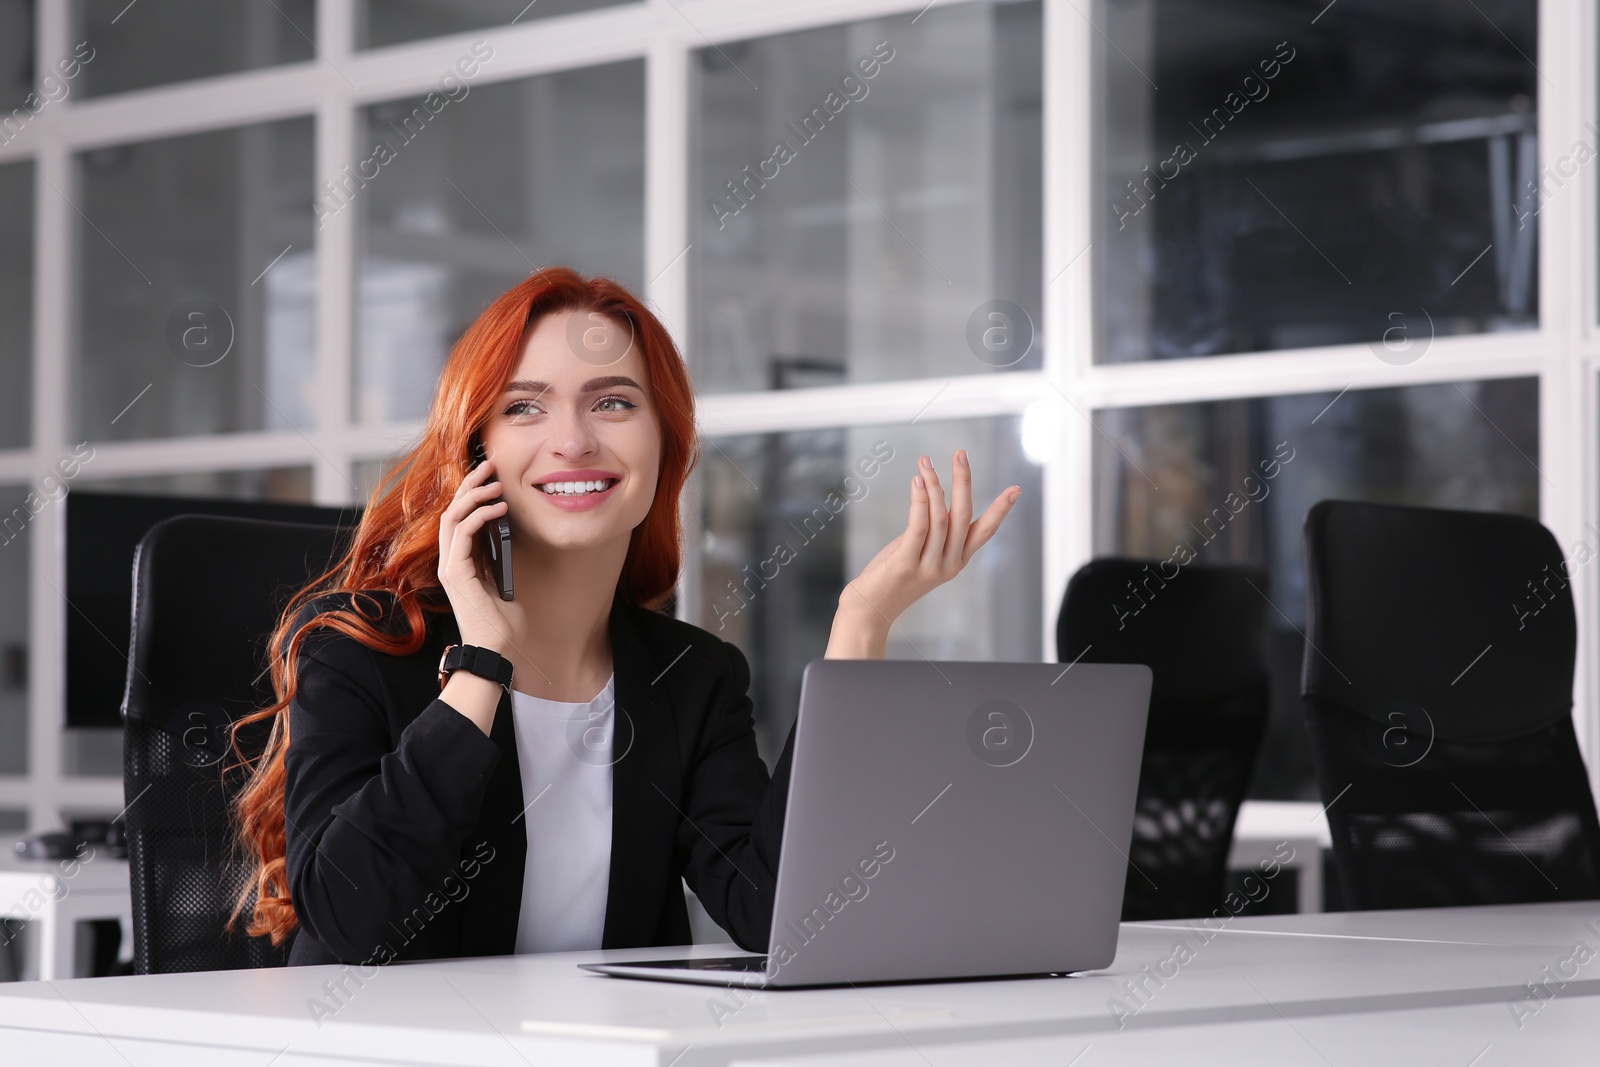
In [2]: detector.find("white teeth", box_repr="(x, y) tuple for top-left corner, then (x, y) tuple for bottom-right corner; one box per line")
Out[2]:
(540, 479), (613, 496)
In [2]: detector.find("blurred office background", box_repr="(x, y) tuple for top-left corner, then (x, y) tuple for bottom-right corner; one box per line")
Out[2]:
(0, 0), (1588, 841)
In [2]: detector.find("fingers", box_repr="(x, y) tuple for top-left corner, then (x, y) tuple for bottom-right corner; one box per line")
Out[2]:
(942, 450), (973, 574)
(462, 456), (494, 488)
(918, 456), (949, 570)
(442, 470), (503, 527)
(439, 460), (507, 580)
(441, 502), (507, 587)
(902, 466), (931, 560)
(450, 500), (507, 553)
(458, 456), (497, 496)
(961, 486), (1022, 564)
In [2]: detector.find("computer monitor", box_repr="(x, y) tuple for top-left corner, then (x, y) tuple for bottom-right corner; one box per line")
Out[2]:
(63, 491), (361, 729)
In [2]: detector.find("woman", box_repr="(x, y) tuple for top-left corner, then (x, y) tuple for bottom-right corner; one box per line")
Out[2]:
(231, 267), (1021, 966)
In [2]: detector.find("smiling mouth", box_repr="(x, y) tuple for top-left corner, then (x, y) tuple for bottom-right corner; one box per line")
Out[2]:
(537, 478), (618, 497)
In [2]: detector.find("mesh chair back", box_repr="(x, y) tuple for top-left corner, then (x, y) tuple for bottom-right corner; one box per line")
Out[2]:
(121, 515), (349, 973)
(1058, 558), (1270, 920)
(1302, 499), (1600, 909)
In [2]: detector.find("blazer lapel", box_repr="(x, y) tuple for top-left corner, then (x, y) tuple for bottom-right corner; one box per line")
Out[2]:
(601, 600), (683, 948)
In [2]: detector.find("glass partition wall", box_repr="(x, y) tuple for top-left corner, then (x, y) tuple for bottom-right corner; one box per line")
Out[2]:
(1097, 0), (1540, 363)
(0, 0), (1593, 836)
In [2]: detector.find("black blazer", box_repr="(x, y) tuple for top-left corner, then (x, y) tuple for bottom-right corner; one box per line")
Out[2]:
(282, 590), (794, 966)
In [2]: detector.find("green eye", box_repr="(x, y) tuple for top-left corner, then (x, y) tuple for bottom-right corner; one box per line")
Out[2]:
(504, 399), (538, 416)
(596, 396), (636, 413)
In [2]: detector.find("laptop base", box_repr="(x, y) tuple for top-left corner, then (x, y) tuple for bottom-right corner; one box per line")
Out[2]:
(580, 957), (1082, 989)
(580, 956), (772, 988)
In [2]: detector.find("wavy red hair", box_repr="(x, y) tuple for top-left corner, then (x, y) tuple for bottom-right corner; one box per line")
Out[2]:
(228, 267), (698, 944)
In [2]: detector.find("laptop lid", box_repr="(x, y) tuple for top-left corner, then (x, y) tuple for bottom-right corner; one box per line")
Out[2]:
(761, 659), (1151, 987)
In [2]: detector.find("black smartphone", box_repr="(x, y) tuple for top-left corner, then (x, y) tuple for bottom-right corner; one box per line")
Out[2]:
(468, 434), (514, 601)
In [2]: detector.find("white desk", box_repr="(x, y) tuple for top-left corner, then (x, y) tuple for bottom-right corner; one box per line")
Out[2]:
(1, 902), (1597, 1065)
(0, 842), (131, 981)
(740, 997), (1600, 1067)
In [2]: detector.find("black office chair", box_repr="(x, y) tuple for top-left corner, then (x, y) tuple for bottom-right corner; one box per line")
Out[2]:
(1058, 558), (1271, 920)
(121, 515), (350, 973)
(1301, 500), (1600, 909)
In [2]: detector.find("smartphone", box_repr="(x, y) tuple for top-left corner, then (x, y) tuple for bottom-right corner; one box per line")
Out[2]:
(468, 434), (515, 601)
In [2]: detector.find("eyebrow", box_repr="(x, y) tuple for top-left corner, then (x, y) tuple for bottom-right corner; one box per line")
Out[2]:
(502, 375), (644, 396)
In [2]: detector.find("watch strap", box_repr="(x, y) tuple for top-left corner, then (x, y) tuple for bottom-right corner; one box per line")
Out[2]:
(438, 644), (513, 689)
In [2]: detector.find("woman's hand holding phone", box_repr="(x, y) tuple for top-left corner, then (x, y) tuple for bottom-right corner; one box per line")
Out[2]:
(435, 458), (525, 734)
(437, 458), (523, 658)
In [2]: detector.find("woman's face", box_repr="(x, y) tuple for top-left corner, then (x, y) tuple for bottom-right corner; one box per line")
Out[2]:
(479, 308), (662, 556)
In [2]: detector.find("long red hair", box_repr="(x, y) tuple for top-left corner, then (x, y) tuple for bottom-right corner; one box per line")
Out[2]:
(228, 267), (698, 944)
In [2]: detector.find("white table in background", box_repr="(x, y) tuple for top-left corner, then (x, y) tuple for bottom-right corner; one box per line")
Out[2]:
(0, 839), (132, 981)
(1, 901), (1596, 1065)
(1228, 799), (1332, 913)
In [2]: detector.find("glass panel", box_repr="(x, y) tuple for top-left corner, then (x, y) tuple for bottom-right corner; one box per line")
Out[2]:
(698, 417), (1042, 763)
(690, 0), (1043, 392)
(62, 731), (120, 777)
(355, 62), (645, 424)
(76, 467), (315, 502)
(74, 117), (317, 441)
(356, 0), (623, 49)
(74, 0), (314, 97)
(0, 162), (33, 448)
(1093, 377), (1539, 798)
(0, 1), (35, 115)
(1097, 0), (1538, 362)
(0, 485), (31, 775)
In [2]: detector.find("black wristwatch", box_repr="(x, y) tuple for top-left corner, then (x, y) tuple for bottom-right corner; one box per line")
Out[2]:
(437, 644), (513, 690)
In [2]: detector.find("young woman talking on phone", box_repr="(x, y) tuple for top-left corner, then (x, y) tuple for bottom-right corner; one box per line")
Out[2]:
(229, 268), (1021, 965)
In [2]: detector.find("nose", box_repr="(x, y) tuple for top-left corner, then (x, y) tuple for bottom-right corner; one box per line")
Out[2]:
(548, 404), (600, 461)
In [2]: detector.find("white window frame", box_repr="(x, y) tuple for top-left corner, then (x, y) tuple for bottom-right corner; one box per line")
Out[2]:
(0, 0), (1592, 828)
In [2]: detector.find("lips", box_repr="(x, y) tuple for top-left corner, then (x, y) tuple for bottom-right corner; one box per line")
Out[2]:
(531, 469), (621, 511)
(538, 478), (617, 497)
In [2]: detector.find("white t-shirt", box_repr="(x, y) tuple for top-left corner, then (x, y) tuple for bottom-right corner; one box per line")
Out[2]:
(508, 675), (615, 954)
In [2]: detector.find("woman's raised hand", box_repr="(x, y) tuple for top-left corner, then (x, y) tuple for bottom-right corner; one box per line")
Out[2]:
(825, 450), (1020, 659)
(436, 458), (522, 657)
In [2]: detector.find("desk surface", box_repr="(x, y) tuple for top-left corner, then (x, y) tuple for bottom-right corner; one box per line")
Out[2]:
(1, 903), (1597, 1066)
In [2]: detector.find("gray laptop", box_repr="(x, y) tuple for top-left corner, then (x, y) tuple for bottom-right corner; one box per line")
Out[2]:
(582, 658), (1151, 988)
